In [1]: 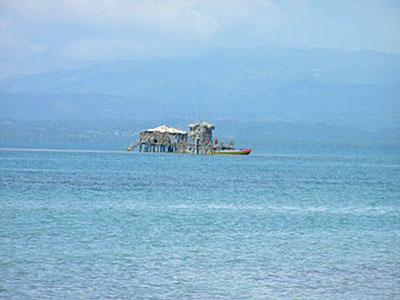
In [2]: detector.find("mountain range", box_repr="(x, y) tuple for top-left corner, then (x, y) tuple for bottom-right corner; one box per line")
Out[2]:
(0, 47), (399, 150)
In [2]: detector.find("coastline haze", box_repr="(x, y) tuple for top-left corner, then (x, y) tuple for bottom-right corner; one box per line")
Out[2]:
(0, 1), (399, 299)
(0, 1), (399, 150)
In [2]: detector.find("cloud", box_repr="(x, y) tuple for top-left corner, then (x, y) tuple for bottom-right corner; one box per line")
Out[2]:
(0, 0), (287, 64)
(1, 0), (283, 37)
(0, 0), (399, 76)
(62, 38), (178, 61)
(29, 43), (48, 53)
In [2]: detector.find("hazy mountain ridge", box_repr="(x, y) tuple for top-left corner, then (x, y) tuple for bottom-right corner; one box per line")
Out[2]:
(2, 47), (399, 92)
(0, 47), (399, 140)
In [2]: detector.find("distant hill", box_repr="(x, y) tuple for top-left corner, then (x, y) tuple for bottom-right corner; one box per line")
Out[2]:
(0, 47), (399, 143)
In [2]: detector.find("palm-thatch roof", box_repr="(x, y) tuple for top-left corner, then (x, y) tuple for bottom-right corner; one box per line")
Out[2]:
(143, 125), (187, 135)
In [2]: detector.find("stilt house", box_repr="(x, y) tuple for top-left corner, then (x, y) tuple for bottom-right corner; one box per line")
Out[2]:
(189, 121), (215, 154)
(139, 125), (188, 153)
(137, 121), (216, 154)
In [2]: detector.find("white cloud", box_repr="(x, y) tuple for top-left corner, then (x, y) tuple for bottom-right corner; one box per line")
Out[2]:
(0, 0), (399, 76)
(62, 37), (178, 61)
(1, 0), (283, 37)
(0, 0), (286, 63)
(29, 43), (48, 53)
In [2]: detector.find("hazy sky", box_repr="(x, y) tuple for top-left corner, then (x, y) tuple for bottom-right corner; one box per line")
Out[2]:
(0, 0), (399, 77)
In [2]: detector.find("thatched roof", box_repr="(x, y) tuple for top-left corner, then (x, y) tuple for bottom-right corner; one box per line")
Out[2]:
(144, 125), (187, 135)
(188, 120), (215, 129)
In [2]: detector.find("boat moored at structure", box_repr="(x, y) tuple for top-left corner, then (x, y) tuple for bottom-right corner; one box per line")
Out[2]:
(212, 148), (252, 155)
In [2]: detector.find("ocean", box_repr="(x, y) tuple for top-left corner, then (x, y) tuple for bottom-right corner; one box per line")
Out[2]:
(0, 148), (399, 299)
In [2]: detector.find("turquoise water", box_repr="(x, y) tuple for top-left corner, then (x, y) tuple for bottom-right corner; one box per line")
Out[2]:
(0, 149), (399, 299)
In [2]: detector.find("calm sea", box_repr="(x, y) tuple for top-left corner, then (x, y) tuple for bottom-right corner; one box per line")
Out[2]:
(0, 148), (399, 299)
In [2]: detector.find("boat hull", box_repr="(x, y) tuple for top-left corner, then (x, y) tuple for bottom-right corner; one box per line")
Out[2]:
(213, 149), (252, 155)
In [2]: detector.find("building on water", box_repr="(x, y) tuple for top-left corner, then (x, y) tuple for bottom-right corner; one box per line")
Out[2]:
(188, 120), (215, 154)
(138, 125), (189, 153)
(136, 121), (216, 154)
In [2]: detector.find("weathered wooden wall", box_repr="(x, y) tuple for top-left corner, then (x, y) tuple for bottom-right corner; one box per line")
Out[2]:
(138, 122), (215, 154)
(139, 131), (188, 153)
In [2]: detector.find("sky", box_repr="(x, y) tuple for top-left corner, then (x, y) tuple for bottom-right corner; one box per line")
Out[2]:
(0, 0), (399, 77)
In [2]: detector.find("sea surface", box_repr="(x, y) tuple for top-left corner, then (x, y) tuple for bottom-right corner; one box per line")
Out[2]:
(0, 148), (399, 299)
